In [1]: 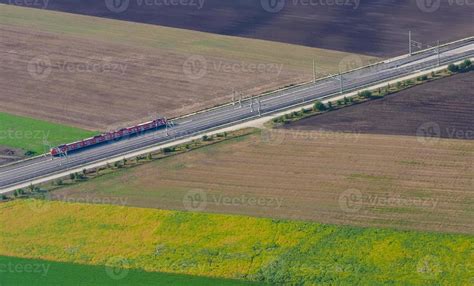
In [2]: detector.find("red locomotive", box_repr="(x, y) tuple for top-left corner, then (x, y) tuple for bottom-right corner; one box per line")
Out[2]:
(50, 118), (167, 156)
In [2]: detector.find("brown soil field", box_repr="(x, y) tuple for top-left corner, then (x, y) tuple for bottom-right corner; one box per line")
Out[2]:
(0, 4), (373, 131)
(2, 1), (472, 56)
(51, 130), (474, 234)
(284, 72), (474, 141)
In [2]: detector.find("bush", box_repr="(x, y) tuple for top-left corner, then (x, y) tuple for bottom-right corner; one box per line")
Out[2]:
(337, 100), (343, 106)
(448, 64), (459, 73)
(313, 101), (327, 111)
(327, 102), (333, 110)
(359, 90), (373, 98)
(417, 75), (428, 81)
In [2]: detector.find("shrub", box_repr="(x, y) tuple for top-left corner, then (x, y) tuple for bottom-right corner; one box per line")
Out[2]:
(313, 101), (327, 112)
(448, 64), (459, 73)
(359, 90), (373, 98)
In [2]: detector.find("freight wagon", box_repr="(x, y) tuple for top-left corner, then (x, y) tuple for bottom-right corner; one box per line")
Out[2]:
(50, 118), (167, 156)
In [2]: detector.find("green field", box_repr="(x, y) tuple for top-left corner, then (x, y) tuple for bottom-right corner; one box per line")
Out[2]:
(0, 200), (472, 285)
(0, 255), (257, 286)
(0, 112), (98, 155)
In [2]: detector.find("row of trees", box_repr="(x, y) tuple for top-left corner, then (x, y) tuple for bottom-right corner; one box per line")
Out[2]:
(448, 59), (472, 73)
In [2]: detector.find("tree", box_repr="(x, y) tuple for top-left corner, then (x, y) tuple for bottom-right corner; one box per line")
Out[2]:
(202, 135), (209, 141)
(448, 64), (459, 73)
(147, 153), (153, 160)
(343, 97), (349, 104)
(360, 90), (373, 98)
(313, 101), (327, 112)
(327, 101), (333, 110)
(56, 179), (63, 186)
(337, 100), (343, 106)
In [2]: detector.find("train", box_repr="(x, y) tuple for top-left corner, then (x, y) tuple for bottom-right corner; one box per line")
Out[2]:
(50, 118), (168, 156)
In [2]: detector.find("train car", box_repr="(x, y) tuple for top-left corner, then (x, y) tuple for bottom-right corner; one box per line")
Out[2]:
(50, 118), (167, 156)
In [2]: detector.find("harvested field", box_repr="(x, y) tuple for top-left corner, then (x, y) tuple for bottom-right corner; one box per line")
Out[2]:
(2, 1), (473, 56)
(285, 72), (474, 140)
(51, 130), (474, 234)
(0, 5), (373, 131)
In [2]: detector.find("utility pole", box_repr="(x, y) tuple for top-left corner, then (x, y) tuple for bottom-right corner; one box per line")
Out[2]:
(437, 40), (441, 66)
(408, 31), (422, 57)
(313, 58), (316, 83)
(232, 89), (235, 106)
(239, 94), (242, 108)
(409, 30), (412, 56)
(250, 98), (254, 112)
(339, 72), (343, 94)
(257, 98), (262, 116)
